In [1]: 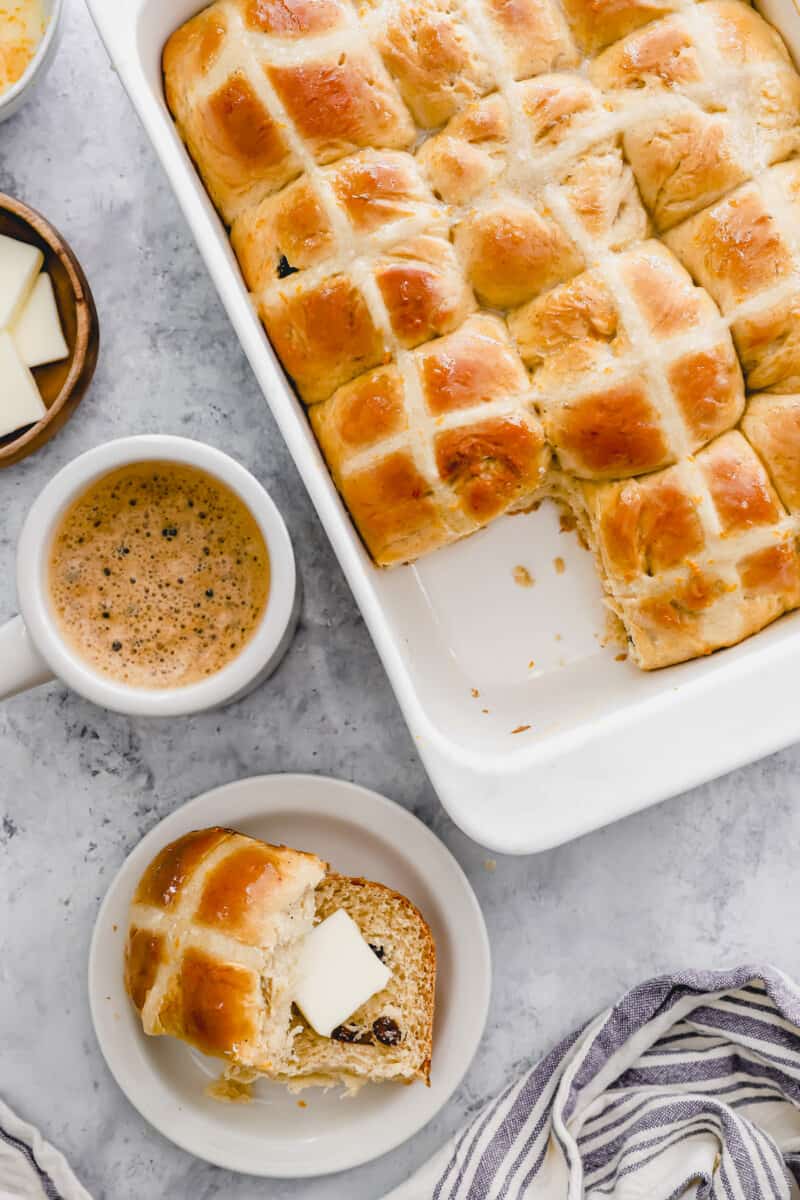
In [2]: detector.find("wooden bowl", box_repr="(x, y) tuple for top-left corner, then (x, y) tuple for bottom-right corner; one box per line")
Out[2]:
(0, 194), (99, 467)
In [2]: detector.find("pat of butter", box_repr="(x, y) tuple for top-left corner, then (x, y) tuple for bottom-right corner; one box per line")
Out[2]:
(12, 273), (68, 368)
(293, 909), (391, 1038)
(0, 331), (46, 437)
(0, 234), (43, 329)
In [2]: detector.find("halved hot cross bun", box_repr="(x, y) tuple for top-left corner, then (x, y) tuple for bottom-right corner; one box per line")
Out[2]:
(665, 161), (800, 395)
(590, 1), (800, 230)
(508, 240), (744, 479)
(311, 314), (550, 564)
(418, 74), (647, 310)
(125, 828), (326, 1073)
(581, 431), (800, 668)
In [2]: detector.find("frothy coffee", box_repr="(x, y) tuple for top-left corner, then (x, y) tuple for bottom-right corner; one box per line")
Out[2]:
(48, 461), (270, 689)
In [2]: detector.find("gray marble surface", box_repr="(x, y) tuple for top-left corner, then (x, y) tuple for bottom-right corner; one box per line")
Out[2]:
(1, 3), (799, 1197)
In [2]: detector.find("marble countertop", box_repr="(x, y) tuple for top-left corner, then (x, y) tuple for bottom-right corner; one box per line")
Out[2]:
(2, 3), (799, 1197)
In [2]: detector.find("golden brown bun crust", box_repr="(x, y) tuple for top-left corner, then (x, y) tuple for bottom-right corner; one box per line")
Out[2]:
(132, 827), (230, 911)
(337, 450), (450, 566)
(372, 0), (577, 129)
(590, 3), (800, 231)
(163, 11), (301, 224)
(163, 1), (414, 225)
(743, 394), (800, 514)
(510, 242), (743, 480)
(312, 315), (549, 564)
(561, 0), (685, 53)
(373, 0), (495, 130)
(259, 275), (390, 406)
(666, 162), (800, 393)
(434, 415), (548, 524)
(453, 202), (584, 310)
(583, 432), (800, 668)
(125, 828), (325, 1068)
(235, 148), (472, 405)
(265, 53), (415, 166)
(239, 0), (351, 37)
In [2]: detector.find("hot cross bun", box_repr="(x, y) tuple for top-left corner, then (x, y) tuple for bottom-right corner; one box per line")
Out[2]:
(582, 431), (800, 667)
(125, 828), (326, 1072)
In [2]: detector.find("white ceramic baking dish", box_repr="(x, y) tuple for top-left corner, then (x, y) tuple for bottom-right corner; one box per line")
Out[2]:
(86, 0), (800, 854)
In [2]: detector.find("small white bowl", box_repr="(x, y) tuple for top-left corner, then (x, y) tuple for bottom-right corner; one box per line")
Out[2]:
(0, 0), (65, 123)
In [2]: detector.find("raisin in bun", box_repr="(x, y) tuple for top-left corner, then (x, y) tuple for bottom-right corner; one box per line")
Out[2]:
(280, 874), (436, 1092)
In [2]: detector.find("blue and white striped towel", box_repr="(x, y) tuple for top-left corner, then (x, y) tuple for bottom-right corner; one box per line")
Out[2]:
(0, 1100), (89, 1200)
(388, 966), (800, 1199)
(6, 967), (800, 1197)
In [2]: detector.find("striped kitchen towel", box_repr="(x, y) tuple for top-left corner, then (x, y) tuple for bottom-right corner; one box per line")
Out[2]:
(387, 966), (800, 1199)
(0, 1100), (90, 1200)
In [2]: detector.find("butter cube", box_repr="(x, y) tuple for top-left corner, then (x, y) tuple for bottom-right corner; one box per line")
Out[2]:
(0, 332), (46, 437)
(293, 909), (391, 1038)
(0, 234), (43, 329)
(12, 273), (68, 368)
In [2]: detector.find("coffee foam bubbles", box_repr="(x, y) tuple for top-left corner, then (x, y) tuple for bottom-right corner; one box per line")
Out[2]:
(48, 461), (270, 689)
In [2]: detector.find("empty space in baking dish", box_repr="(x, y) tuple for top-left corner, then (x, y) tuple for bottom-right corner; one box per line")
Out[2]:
(98, 0), (800, 827)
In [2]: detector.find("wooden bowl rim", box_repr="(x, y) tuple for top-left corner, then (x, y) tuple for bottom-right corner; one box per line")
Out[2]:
(0, 192), (97, 462)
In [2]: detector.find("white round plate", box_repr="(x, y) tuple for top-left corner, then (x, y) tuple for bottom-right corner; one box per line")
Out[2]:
(88, 774), (491, 1177)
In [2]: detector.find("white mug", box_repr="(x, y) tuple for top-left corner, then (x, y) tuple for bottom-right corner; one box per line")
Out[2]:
(0, 435), (299, 716)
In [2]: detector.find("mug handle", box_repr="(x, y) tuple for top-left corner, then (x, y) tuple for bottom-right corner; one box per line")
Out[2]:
(0, 615), (54, 699)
